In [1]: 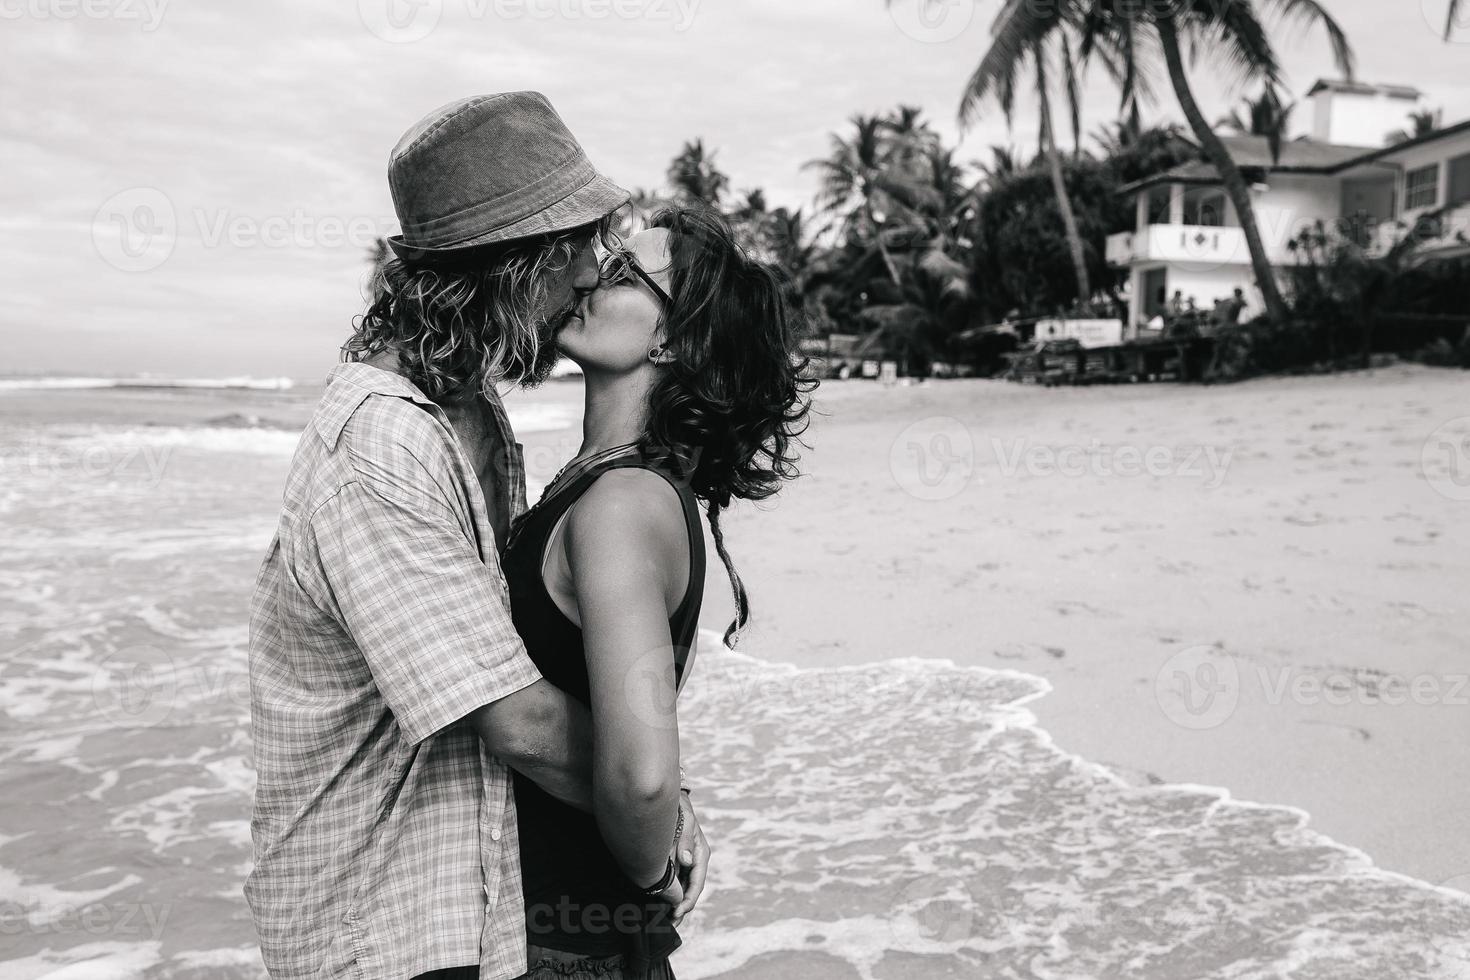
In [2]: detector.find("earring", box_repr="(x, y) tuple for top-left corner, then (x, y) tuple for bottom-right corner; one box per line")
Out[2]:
(648, 346), (664, 362)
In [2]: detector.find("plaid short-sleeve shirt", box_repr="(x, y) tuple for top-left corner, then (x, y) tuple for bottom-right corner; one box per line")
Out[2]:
(246, 363), (542, 980)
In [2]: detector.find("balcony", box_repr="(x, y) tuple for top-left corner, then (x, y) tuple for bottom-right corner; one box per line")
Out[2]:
(1106, 225), (1252, 268)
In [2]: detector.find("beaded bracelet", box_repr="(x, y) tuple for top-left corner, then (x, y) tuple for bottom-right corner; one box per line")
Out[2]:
(638, 857), (677, 896)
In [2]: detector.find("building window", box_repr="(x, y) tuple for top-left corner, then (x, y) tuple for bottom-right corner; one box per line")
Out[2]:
(1449, 154), (1470, 207)
(1405, 164), (1440, 210)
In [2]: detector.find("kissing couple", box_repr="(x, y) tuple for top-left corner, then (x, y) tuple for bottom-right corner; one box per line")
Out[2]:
(245, 91), (812, 980)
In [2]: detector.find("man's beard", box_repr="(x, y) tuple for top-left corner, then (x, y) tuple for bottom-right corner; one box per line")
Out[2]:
(517, 299), (578, 389)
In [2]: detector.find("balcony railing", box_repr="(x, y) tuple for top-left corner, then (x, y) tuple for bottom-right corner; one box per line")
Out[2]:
(1363, 205), (1470, 259)
(1106, 224), (1253, 267)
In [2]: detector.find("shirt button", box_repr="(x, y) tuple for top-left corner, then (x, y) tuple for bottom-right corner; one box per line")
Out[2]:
(490, 829), (502, 842)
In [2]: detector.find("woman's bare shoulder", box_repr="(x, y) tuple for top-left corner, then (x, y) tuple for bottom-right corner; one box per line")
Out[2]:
(566, 467), (686, 557)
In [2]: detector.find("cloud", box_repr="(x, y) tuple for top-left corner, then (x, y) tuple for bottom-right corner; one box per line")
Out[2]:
(3, 0), (1466, 376)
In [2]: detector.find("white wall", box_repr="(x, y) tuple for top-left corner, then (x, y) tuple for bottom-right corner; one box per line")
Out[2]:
(1310, 89), (1423, 147)
(1249, 175), (1343, 259)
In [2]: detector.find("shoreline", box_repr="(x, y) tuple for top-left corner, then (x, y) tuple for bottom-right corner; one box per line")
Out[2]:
(8, 363), (1467, 890)
(636, 364), (1468, 890)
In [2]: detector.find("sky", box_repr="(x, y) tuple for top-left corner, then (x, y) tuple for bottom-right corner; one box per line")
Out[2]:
(3, 0), (1468, 380)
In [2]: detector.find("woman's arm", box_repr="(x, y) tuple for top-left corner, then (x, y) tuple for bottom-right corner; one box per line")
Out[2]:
(564, 468), (688, 889)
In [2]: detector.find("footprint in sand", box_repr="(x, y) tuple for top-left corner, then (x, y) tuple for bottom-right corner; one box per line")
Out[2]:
(1393, 533), (1441, 547)
(1386, 601), (1431, 621)
(992, 642), (1066, 661)
(1052, 599), (1115, 619)
(1100, 521), (1162, 534)
(1378, 560), (1436, 571)
(1299, 719), (1373, 742)
(1306, 594), (1353, 614)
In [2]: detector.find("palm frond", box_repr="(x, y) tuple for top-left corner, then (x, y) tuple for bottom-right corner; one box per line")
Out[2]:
(1266, 0), (1355, 80)
(959, 2), (1065, 129)
(1193, 0), (1281, 89)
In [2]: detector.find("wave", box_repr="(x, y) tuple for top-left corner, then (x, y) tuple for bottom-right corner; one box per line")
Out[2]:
(6, 404), (574, 465)
(0, 375), (296, 391)
(669, 634), (1470, 980)
(46, 425), (305, 457)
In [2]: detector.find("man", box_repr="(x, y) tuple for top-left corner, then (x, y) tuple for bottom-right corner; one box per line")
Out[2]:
(1221, 287), (1248, 325)
(246, 92), (709, 980)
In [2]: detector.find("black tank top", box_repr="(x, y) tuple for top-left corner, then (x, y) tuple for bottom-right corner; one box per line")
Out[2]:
(501, 447), (705, 971)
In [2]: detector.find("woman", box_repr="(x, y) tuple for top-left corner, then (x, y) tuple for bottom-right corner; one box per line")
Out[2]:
(503, 207), (813, 980)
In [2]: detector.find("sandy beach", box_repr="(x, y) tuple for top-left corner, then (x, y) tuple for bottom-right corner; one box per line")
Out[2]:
(646, 364), (1469, 888)
(2, 363), (1468, 978)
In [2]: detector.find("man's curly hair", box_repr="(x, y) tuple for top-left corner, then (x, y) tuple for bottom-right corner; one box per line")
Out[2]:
(344, 224), (597, 401)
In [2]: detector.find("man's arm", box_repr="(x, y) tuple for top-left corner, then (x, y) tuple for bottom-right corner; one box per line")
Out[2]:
(309, 475), (595, 810)
(466, 679), (594, 810)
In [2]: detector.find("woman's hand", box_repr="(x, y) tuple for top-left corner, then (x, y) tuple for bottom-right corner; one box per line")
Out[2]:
(670, 791), (709, 925)
(651, 868), (685, 910)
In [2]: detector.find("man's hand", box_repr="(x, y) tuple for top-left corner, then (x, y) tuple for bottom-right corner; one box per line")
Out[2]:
(670, 791), (709, 924)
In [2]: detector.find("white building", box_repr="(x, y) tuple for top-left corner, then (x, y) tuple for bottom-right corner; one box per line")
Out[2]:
(1110, 80), (1470, 332)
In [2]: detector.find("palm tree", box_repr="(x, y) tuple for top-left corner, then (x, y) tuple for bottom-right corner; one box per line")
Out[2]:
(1071, 0), (1355, 324)
(804, 113), (922, 283)
(765, 206), (832, 332)
(975, 145), (1021, 187)
(882, 104), (942, 173)
(1090, 120), (1137, 158)
(666, 139), (728, 208)
(953, 6), (1093, 308)
(805, 113), (882, 230)
(856, 242), (975, 377)
(1215, 88), (1295, 162)
(731, 188), (772, 255)
(767, 207), (817, 283)
(1387, 109), (1439, 145)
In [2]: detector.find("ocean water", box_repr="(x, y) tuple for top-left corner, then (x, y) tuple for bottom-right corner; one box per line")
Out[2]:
(1, 384), (1467, 980)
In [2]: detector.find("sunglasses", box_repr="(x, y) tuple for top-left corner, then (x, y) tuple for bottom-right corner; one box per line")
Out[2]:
(597, 246), (672, 305)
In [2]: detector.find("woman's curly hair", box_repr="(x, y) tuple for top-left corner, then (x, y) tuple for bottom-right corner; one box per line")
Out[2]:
(639, 207), (817, 645)
(344, 224), (596, 401)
